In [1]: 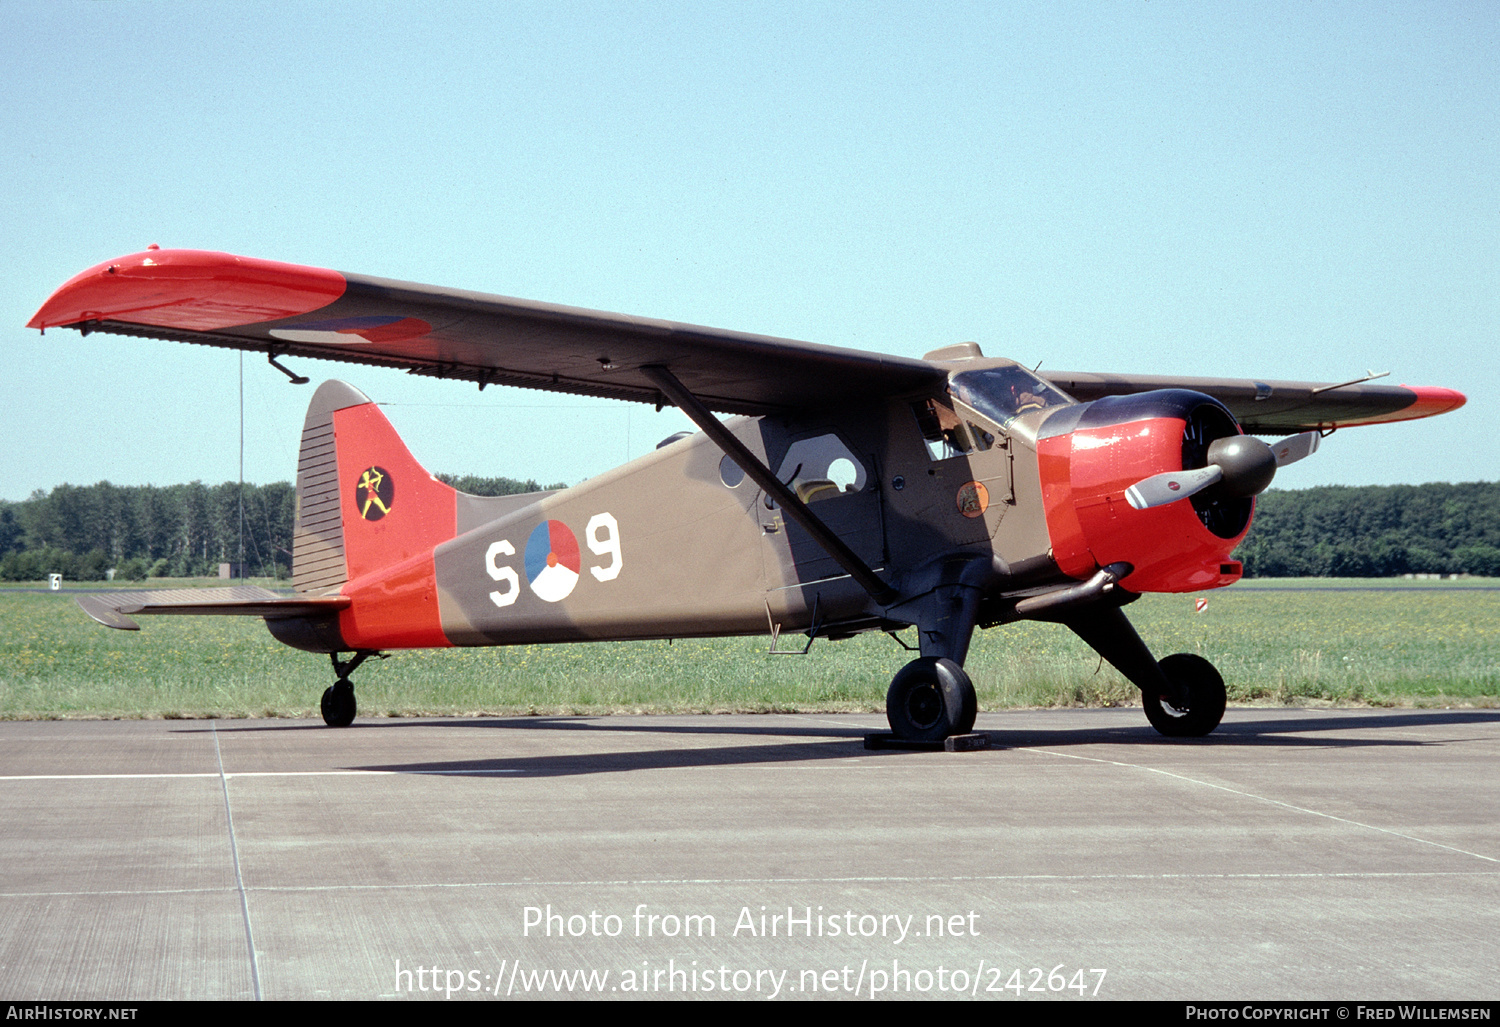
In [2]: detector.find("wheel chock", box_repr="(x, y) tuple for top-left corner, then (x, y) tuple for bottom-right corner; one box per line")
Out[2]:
(863, 732), (991, 752)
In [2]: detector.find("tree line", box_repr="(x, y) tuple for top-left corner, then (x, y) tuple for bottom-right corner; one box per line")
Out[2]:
(1232, 482), (1500, 577)
(2, 477), (1496, 582)
(0, 474), (564, 582)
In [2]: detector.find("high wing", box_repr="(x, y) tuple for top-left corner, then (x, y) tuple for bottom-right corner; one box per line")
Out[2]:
(27, 248), (943, 415)
(1041, 370), (1465, 435)
(29, 249), (1463, 429)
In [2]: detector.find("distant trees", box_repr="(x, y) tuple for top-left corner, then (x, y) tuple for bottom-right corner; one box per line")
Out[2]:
(3, 478), (1495, 581)
(0, 481), (296, 581)
(0, 473), (567, 582)
(432, 473), (568, 497)
(1232, 482), (1500, 577)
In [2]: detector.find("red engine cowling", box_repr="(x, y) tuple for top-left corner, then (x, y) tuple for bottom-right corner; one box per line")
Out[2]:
(1036, 390), (1250, 593)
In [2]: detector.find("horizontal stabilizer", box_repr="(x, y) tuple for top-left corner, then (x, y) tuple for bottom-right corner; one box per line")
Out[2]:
(76, 587), (349, 631)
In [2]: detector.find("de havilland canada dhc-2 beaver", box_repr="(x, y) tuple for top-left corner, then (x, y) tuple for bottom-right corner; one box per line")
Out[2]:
(29, 248), (1466, 740)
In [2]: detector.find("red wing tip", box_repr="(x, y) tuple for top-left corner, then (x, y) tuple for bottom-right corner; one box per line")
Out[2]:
(1402, 385), (1466, 418)
(1323, 384), (1467, 428)
(28, 248), (346, 332)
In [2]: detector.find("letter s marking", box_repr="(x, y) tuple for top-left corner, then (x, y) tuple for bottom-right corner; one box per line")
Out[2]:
(486, 540), (519, 607)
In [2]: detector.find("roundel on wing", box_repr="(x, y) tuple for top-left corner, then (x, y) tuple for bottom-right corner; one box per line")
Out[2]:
(354, 466), (394, 521)
(524, 520), (581, 602)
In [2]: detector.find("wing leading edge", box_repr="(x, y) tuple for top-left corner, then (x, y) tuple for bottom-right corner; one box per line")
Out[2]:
(1041, 370), (1465, 435)
(28, 249), (943, 415)
(29, 249), (1463, 429)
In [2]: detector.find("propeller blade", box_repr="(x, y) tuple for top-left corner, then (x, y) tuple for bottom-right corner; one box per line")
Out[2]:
(1127, 432), (1318, 512)
(1270, 431), (1320, 467)
(1125, 465), (1223, 510)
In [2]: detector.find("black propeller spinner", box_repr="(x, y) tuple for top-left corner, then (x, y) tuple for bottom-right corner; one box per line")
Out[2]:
(1182, 403), (1255, 539)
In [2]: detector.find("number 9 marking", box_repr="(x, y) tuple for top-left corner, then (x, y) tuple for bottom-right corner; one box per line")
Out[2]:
(486, 540), (519, 607)
(587, 513), (622, 582)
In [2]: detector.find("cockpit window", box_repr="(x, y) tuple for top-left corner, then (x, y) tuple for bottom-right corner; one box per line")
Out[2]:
(949, 367), (1075, 427)
(768, 434), (868, 506)
(911, 395), (999, 462)
(911, 398), (974, 461)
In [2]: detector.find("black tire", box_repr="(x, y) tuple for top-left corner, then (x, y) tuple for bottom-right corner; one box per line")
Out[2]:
(1142, 653), (1225, 737)
(321, 678), (356, 728)
(885, 657), (978, 742)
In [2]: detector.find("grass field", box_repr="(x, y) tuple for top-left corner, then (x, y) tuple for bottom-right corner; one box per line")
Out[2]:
(0, 579), (1495, 719)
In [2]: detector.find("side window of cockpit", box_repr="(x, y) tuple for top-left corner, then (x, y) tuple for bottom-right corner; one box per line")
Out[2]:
(911, 399), (978, 461)
(766, 434), (868, 506)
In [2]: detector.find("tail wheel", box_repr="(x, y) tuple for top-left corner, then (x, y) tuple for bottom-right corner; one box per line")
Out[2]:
(886, 657), (978, 742)
(1143, 653), (1225, 737)
(321, 678), (356, 728)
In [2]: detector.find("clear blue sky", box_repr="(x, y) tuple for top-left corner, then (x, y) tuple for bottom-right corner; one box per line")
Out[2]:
(3, 1), (1494, 500)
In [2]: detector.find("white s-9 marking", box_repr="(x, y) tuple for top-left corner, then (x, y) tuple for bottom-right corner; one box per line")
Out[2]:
(485, 513), (622, 608)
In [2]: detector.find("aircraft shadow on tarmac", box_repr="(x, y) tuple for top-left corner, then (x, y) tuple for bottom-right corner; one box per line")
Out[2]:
(186, 709), (1500, 779)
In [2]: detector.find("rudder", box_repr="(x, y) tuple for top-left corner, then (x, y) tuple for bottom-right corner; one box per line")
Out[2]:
(293, 381), (457, 593)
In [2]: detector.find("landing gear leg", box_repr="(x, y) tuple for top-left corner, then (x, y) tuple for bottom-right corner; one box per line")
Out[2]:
(1061, 606), (1226, 737)
(321, 650), (383, 728)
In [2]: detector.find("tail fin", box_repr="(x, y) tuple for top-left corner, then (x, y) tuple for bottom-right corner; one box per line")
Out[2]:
(293, 381), (457, 593)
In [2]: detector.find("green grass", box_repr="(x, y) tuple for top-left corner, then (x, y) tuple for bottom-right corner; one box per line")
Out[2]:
(1228, 576), (1497, 589)
(0, 580), (1496, 719)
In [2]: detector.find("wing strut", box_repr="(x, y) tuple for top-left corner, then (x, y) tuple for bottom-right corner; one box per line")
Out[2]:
(641, 365), (898, 605)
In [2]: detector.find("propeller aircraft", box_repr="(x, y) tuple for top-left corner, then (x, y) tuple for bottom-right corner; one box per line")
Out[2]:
(29, 249), (1466, 740)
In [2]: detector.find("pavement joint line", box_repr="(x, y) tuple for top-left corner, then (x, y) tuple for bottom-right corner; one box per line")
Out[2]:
(1018, 745), (1500, 865)
(2, 869), (1498, 900)
(213, 722), (262, 1002)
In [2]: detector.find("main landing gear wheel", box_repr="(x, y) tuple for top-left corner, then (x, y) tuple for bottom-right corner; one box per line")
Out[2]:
(321, 678), (356, 728)
(1142, 653), (1226, 738)
(885, 657), (978, 742)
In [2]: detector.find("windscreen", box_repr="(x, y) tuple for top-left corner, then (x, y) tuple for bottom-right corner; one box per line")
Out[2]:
(949, 367), (1075, 427)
